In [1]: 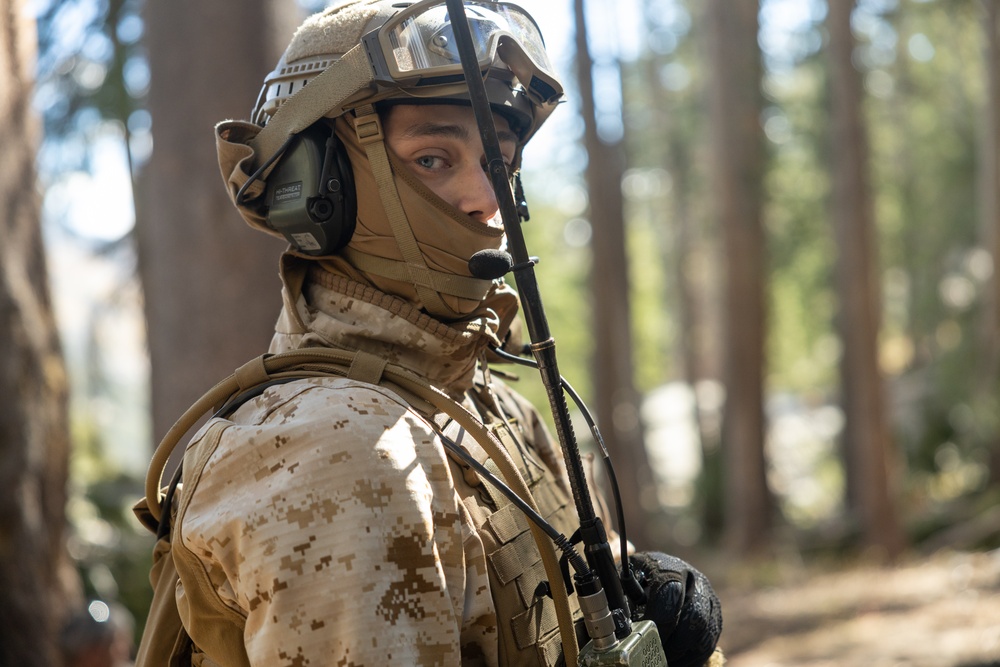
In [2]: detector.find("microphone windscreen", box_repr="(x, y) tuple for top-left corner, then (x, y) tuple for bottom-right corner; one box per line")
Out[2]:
(468, 249), (513, 280)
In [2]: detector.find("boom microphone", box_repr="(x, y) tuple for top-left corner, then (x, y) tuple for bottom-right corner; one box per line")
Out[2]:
(468, 249), (513, 280)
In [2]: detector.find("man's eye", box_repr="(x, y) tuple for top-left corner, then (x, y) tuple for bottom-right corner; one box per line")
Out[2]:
(415, 155), (443, 169)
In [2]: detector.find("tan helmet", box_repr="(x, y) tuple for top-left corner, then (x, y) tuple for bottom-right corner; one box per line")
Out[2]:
(251, 0), (563, 143)
(219, 0), (563, 320)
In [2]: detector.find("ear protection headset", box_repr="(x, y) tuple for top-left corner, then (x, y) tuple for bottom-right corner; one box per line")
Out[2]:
(264, 121), (356, 256)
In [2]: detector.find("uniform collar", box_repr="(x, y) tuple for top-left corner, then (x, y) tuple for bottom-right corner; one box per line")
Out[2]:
(268, 253), (519, 398)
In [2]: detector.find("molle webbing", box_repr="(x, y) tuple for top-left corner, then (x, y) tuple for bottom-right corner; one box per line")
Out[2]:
(441, 388), (582, 667)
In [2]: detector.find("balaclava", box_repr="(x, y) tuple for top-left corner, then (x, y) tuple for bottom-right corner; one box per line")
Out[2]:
(215, 0), (563, 321)
(321, 111), (507, 317)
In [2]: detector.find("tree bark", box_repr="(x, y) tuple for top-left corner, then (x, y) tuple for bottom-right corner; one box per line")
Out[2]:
(827, 0), (906, 558)
(637, 32), (725, 540)
(0, 1), (79, 661)
(139, 1), (293, 444)
(705, 0), (772, 553)
(979, 0), (1000, 484)
(573, 0), (656, 548)
(638, 51), (704, 433)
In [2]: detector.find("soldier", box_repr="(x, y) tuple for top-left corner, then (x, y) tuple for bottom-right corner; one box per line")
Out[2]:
(135, 1), (723, 666)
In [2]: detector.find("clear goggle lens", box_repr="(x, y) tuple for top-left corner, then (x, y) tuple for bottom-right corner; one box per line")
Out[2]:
(376, 1), (556, 86)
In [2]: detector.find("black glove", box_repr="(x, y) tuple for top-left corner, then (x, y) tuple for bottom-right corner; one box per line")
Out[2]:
(627, 551), (722, 667)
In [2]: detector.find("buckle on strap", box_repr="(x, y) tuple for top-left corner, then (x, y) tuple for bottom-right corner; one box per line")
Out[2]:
(354, 105), (384, 145)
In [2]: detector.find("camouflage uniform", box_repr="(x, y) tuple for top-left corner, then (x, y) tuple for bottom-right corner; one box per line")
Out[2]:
(170, 256), (582, 666)
(144, 3), (724, 663)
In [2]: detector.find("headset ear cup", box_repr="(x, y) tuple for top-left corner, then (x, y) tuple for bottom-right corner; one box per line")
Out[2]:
(327, 134), (356, 252)
(263, 122), (356, 256)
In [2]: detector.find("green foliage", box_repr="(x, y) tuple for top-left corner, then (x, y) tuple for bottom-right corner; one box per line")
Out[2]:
(608, 0), (1000, 537)
(765, 56), (839, 392)
(860, 0), (998, 489)
(67, 409), (152, 647)
(627, 197), (680, 391)
(36, 0), (152, 636)
(620, 0), (712, 395)
(38, 0), (1000, 610)
(506, 174), (595, 422)
(36, 0), (146, 125)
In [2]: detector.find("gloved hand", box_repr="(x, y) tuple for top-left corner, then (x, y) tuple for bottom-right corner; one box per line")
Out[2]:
(627, 551), (722, 667)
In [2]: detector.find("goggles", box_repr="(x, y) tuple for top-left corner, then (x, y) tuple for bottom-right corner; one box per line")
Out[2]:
(362, 0), (562, 106)
(251, 0), (563, 143)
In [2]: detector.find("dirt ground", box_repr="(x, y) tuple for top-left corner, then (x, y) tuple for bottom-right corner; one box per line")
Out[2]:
(712, 549), (1000, 667)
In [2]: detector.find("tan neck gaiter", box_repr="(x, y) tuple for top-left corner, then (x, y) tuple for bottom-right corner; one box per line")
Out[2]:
(320, 113), (508, 319)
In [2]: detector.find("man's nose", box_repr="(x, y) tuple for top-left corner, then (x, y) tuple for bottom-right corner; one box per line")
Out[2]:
(460, 164), (500, 223)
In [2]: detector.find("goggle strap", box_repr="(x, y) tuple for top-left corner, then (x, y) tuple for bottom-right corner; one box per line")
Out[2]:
(353, 105), (458, 317)
(340, 247), (496, 300)
(249, 45), (373, 166)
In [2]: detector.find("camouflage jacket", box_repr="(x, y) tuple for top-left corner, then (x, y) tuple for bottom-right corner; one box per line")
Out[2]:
(170, 258), (585, 666)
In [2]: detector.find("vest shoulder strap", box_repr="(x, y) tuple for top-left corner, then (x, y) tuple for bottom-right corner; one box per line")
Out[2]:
(137, 348), (578, 665)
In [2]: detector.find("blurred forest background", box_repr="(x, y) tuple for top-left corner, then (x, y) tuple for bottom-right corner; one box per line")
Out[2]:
(2, 0), (1000, 662)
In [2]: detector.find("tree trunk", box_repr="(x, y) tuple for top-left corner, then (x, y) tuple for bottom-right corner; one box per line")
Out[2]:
(638, 34), (725, 539)
(573, 0), (656, 548)
(0, 1), (79, 661)
(979, 0), (1000, 484)
(638, 51), (707, 438)
(139, 1), (294, 444)
(827, 0), (906, 559)
(705, 0), (772, 553)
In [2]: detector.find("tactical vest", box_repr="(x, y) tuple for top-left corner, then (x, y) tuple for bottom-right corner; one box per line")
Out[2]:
(443, 382), (584, 666)
(133, 350), (585, 667)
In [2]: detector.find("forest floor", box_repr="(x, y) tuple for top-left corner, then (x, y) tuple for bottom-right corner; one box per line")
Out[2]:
(712, 549), (1000, 667)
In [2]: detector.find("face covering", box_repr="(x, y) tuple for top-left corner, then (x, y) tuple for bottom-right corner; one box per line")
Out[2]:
(324, 110), (510, 319)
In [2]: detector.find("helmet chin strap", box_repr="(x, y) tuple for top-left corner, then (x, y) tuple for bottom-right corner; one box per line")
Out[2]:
(350, 104), (495, 319)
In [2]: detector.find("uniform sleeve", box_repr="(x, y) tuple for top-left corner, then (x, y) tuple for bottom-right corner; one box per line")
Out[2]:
(177, 380), (471, 666)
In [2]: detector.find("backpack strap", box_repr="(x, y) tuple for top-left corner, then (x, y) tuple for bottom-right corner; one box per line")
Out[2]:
(234, 355), (269, 391)
(347, 349), (388, 385)
(140, 347), (579, 665)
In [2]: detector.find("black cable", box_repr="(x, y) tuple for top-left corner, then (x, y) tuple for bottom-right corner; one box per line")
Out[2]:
(448, 0), (631, 630)
(235, 134), (297, 205)
(437, 431), (590, 577)
(489, 345), (640, 599)
(213, 376), (306, 419)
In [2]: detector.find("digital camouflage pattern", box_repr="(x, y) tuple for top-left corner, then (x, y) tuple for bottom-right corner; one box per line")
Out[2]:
(178, 376), (493, 664)
(168, 256), (581, 665)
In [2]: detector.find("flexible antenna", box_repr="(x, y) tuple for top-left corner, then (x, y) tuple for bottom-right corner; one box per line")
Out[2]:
(444, 0), (631, 639)
(489, 345), (644, 602)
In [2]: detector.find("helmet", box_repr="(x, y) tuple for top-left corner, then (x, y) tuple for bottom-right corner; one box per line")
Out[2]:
(218, 0), (563, 320)
(251, 0), (562, 142)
